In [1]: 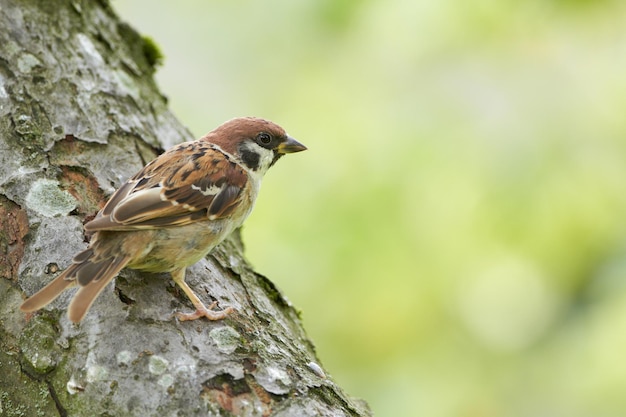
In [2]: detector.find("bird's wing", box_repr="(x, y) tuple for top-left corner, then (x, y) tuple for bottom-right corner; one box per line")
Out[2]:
(85, 141), (248, 231)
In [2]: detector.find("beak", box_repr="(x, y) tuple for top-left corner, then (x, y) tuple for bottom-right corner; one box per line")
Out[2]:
(277, 135), (307, 154)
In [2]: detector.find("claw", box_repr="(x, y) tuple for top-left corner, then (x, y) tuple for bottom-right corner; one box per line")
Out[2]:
(176, 303), (234, 321)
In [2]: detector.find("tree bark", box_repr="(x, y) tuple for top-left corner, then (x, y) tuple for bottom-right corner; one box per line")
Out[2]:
(0, 1), (371, 416)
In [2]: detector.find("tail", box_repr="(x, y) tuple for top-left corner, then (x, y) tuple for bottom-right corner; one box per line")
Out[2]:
(20, 248), (130, 323)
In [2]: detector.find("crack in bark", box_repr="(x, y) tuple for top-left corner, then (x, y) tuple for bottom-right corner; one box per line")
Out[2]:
(46, 380), (68, 417)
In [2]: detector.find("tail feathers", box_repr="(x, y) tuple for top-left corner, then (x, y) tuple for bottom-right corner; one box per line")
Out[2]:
(20, 252), (131, 323)
(20, 269), (76, 313)
(68, 256), (129, 323)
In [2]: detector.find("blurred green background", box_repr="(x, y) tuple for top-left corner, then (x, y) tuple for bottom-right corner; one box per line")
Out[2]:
(115, 1), (626, 416)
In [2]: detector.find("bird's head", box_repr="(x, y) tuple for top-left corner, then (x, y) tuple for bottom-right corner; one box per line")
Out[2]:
(206, 117), (307, 175)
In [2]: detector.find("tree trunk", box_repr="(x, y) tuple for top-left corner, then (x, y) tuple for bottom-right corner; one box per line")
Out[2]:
(0, 1), (371, 416)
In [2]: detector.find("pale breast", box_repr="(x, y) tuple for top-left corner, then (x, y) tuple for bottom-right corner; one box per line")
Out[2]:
(127, 180), (258, 273)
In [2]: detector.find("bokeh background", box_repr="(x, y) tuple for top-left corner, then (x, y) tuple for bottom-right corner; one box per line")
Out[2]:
(115, 1), (626, 416)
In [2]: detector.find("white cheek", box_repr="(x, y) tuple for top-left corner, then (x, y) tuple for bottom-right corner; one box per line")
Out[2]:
(245, 142), (275, 174)
(260, 150), (274, 169)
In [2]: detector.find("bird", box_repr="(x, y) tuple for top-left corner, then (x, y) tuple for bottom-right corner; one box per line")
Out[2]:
(20, 117), (307, 323)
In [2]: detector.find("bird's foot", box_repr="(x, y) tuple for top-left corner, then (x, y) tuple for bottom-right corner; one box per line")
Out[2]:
(175, 301), (234, 321)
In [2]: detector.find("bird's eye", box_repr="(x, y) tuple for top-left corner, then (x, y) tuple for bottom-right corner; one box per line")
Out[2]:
(256, 132), (272, 146)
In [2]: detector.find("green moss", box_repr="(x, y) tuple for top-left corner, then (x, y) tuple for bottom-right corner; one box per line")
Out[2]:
(19, 315), (61, 375)
(254, 273), (292, 311)
(1, 390), (28, 417)
(141, 36), (164, 69)
(0, 350), (58, 416)
(117, 22), (164, 76)
(12, 102), (48, 151)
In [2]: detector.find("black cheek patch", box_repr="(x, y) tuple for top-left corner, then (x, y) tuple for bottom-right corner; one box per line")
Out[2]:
(240, 149), (260, 171)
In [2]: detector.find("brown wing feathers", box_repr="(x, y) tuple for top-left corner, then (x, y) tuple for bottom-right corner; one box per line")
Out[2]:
(208, 185), (242, 218)
(85, 142), (247, 232)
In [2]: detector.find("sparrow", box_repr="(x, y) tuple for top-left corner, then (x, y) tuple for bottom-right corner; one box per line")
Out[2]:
(20, 117), (307, 323)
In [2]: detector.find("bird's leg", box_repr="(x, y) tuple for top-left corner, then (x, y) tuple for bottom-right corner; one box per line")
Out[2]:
(171, 268), (234, 321)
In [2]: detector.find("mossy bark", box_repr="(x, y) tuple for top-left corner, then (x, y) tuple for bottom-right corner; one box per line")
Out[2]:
(0, 1), (371, 416)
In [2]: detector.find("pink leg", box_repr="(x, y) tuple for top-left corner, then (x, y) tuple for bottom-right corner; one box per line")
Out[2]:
(171, 268), (234, 321)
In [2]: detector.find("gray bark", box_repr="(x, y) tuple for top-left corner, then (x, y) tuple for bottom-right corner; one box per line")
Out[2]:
(0, 1), (372, 416)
